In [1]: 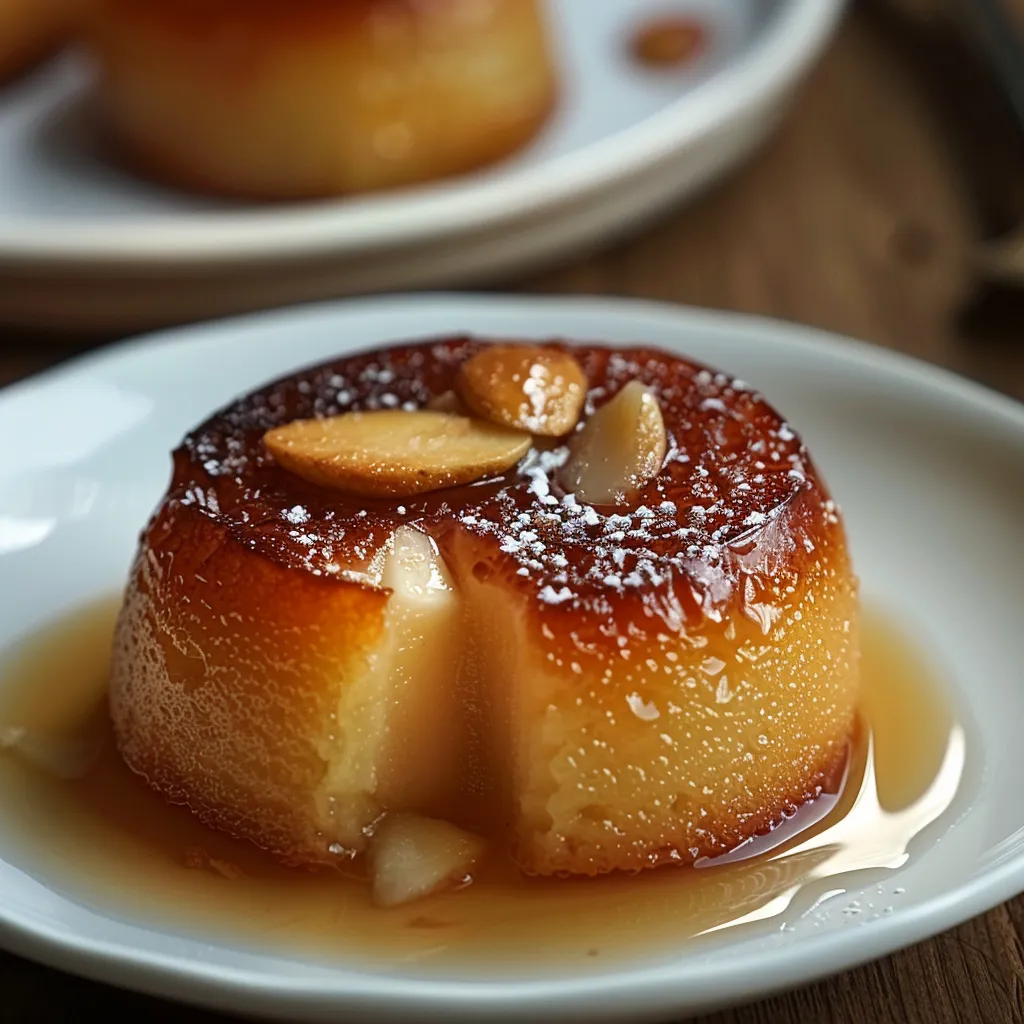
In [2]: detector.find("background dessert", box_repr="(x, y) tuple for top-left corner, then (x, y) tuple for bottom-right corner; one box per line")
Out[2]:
(81, 0), (558, 199)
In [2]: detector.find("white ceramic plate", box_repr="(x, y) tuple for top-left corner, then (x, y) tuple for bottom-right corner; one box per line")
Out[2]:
(0, 0), (845, 332)
(1, 295), (1022, 1022)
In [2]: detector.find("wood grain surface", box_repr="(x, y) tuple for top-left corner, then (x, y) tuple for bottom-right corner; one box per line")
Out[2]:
(1, 1), (1023, 1021)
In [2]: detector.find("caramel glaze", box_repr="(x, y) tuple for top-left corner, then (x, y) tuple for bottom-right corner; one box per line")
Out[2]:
(175, 337), (834, 629)
(113, 337), (857, 877)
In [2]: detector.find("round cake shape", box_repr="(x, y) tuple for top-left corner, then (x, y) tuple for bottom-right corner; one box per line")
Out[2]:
(83, 0), (558, 199)
(110, 337), (860, 876)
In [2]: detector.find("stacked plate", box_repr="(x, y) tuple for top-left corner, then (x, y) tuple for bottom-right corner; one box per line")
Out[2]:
(0, 0), (846, 334)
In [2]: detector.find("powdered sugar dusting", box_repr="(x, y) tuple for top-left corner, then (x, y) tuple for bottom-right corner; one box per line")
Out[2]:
(179, 337), (839, 633)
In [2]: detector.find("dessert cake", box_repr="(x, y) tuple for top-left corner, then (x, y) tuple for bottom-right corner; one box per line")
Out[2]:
(110, 338), (860, 904)
(82, 0), (558, 199)
(0, 0), (78, 82)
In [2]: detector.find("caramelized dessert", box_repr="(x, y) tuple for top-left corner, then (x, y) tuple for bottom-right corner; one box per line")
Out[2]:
(81, 0), (558, 199)
(110, 338), (860, 905)
(0, 0), (79, 82)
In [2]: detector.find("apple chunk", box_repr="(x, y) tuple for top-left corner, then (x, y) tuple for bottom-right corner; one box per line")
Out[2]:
(368, 814), (487, 908)
(559, 382), (667, 505)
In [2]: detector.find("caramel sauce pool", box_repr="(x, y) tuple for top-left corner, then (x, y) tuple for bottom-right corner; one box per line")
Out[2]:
(0, 600), (963, 972)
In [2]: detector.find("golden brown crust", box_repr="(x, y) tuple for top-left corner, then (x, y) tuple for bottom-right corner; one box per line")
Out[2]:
(112, 336), (861, 876)
(83, 0), (558, 199)
(175, 337), (837, 627)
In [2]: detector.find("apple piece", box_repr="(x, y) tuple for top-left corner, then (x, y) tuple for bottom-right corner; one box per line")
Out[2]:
(368, 813), (487, 908)
(559, 382), (667, 505)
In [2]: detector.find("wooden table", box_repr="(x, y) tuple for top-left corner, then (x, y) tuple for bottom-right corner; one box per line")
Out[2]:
(3, 2), (1024, 1021)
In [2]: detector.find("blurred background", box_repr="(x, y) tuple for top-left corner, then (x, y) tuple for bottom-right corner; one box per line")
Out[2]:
(0, 0), (1021, 398)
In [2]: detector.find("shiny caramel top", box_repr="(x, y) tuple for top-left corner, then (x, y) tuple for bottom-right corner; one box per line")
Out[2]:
(169, 337), (844, 631)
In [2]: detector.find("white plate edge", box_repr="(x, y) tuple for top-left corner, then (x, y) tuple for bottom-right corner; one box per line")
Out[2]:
(0, 0), (846, 265)
(5, 293), (1023, 434)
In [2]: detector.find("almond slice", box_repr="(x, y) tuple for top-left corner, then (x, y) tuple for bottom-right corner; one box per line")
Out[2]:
(456, 345), (587, 436)
(559, 382), (667, 505)
(263, 410), (531, 498)
(368, 814), (486, 908)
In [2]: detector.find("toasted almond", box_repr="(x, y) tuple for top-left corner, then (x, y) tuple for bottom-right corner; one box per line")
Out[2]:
(456, 345), (587, 436)
(368, 814), (486, 908)
(559, 382), (667, 505)
(264, 410), (531, 498)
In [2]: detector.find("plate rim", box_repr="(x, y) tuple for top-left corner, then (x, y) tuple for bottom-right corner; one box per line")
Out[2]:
(5, 291), (1022, 432)
(0, 0), (846, 266)
(1, 293), (1022, 1023)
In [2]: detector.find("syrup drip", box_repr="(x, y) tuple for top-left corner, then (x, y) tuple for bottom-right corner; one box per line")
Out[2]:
(0, 599), (963, 971)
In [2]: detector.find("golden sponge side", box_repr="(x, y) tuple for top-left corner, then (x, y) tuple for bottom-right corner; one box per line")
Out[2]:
(111, 503), (391, 865)
(448, 502), (859, 876)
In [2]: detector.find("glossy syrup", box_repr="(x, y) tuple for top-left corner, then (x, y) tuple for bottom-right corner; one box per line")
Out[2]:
(0, 600), (963, 971)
